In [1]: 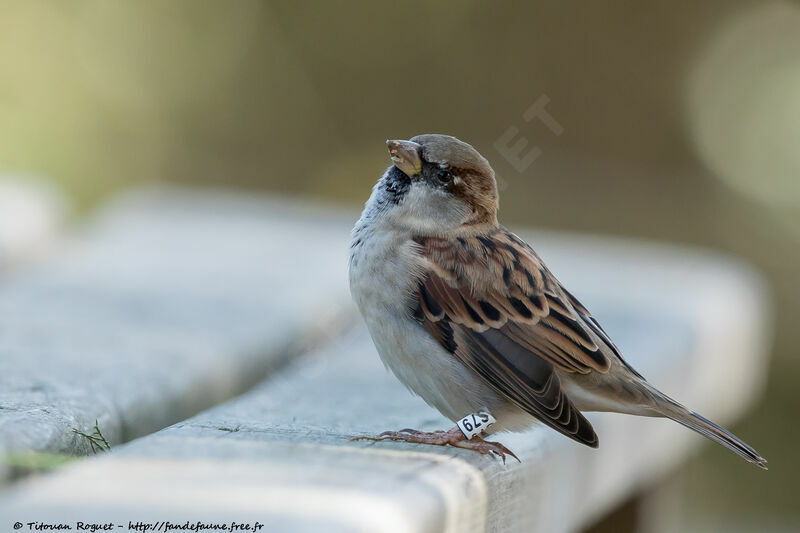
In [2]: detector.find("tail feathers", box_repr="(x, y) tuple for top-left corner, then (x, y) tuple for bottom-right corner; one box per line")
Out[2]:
(655, 398), (768, 470)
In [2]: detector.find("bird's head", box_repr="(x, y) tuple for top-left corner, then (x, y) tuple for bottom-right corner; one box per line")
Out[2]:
(378, 134), (498, 232)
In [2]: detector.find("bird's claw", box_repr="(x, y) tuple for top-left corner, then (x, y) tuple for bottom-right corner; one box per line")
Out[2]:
(466, 439), (520, 464)
(350, 426), (520, 463)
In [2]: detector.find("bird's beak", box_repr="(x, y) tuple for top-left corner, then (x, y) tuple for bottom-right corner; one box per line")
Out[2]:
(386, 139), (422, 178)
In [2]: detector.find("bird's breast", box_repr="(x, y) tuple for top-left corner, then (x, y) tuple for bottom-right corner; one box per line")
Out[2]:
(348, 224), (520, 425)
(349, 225), (421, 319)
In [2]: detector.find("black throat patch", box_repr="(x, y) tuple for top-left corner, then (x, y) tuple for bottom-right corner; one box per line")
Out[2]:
(381, 166), (412, 205)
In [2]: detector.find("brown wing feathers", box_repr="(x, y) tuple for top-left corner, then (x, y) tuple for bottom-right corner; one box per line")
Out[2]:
(416, 230), (611, 374)
(414, 229), (618, 448)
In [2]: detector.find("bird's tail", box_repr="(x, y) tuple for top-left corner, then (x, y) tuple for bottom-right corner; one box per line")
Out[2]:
(645, 385), (768, 469)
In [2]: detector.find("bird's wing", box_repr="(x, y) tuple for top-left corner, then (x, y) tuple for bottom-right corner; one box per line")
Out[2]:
(413, 228), (633, 447)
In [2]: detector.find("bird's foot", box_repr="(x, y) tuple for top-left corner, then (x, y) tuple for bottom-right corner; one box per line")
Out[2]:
(350, 425), (520, 463)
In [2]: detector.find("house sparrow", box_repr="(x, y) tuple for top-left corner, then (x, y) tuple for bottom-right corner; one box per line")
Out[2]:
(348, 134), (766, 468)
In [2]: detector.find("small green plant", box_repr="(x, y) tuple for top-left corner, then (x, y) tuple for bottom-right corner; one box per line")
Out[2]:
(72, 419), (111, 453)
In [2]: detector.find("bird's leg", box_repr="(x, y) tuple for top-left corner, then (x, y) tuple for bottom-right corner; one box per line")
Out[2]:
(350, 426), (519, 463)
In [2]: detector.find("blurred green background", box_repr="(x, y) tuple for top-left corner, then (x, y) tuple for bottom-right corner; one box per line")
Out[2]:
(1, 1), (798, 530)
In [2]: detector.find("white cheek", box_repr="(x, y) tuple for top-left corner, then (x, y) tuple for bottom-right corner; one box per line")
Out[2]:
(395, 184), (468, 230)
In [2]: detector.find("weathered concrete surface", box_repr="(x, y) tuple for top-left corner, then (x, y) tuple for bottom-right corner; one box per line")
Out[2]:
(0, 178), (66, 271)
(0, 226), (771, 532)
(0, 187), (356, 473)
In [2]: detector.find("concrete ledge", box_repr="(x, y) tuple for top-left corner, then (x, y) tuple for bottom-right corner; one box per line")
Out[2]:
(0, 187), (356, 478)
(0, 211), (771, 531)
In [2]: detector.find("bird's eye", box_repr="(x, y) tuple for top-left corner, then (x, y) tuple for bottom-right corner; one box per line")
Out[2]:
(436, 169), (453, 184)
